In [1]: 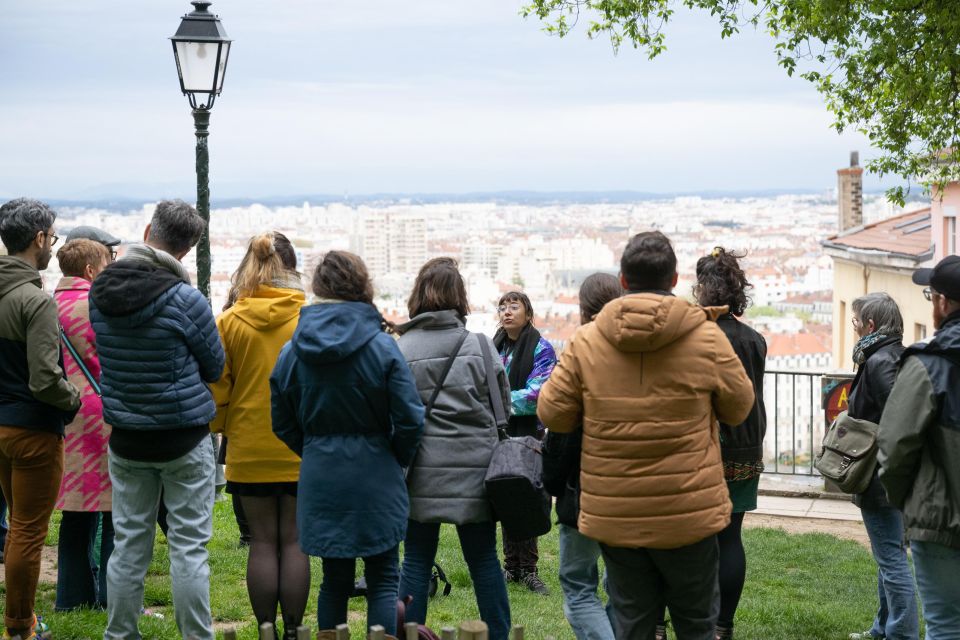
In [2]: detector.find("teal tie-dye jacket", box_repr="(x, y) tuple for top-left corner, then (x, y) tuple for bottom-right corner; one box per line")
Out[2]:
(500, 336), (557, 426)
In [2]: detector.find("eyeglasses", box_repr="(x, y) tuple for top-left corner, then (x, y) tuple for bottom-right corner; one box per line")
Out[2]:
(45, 232), (59, 247)
(498, 303), (523, 315)
(923, 287), (938, 302)
(109, 249), (118, 261)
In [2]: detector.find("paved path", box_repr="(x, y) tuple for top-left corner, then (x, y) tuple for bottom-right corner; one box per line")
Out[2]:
(755, 494), (861, 522)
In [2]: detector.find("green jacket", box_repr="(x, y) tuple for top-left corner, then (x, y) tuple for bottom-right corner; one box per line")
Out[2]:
(878, 312), (960, 549)
(0, 255), (80, 434)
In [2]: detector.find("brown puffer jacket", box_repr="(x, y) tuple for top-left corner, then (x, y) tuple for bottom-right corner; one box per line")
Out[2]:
(537, 293), (755, 549)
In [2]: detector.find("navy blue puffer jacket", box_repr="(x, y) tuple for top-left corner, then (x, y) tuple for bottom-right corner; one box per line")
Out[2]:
(89, 260), (224, 429)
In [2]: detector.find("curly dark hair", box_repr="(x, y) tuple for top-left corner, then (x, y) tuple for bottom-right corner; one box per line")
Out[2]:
(694, 247), (753, 316)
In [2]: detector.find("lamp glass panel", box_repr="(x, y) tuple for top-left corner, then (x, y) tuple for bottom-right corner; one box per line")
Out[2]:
(215, 42), (230, 92)
(175, 41), (220, 92)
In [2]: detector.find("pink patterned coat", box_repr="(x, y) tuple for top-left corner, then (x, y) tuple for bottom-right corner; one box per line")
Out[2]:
(54, 277), (111, 512)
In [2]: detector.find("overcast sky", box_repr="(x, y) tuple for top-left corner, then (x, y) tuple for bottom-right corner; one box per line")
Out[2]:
(0, 1), (885, 200)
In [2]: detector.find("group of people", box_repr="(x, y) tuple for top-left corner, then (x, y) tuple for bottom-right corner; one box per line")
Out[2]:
(0, 195), (957, 640)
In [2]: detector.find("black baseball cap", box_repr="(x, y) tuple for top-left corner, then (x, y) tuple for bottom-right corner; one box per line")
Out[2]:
(913, 255), (960, 301)
(65, 225), (121, 247)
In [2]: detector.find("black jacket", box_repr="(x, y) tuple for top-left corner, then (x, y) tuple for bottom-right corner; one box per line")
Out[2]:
(847, 336), (904, 509)
(542, 426), (581, 528)
(716, 314), (767, 464)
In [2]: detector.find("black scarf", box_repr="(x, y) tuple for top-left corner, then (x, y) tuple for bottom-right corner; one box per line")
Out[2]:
(493, 323), (542, 437)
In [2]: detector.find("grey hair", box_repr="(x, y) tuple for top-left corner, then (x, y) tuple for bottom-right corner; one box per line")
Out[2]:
(0, 198), (57, 254)
(852, 292), (904, 336)
(147, 199), (205, 255)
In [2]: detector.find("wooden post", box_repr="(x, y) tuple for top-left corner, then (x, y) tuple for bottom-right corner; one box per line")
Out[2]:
(510, 626), (524, 640)
(335, 623), (351, 640)
(223, 629), (238, 640)
(260, 622), (276, 640)
(440, 627), (457, 640)
(458, 620), (489, 640)
(369, 625), (386, 640)
(405, 622), (420, 640)
(296, 625), (311, 640)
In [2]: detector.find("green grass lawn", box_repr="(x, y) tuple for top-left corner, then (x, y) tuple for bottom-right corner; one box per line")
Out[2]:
(7, 503), (881, 639)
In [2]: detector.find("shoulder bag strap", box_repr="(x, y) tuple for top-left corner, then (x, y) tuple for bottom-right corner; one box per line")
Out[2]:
(406, 330), (469, 480)
(476, 333), (509, 436)
(423, 330), (469, 420)
(60, 325), (101, 398)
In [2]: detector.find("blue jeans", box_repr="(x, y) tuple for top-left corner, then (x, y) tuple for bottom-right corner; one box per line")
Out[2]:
(860, 507), (919, 640)
(318, 545), (400, 636)
(56, 511), (114, 611)
(910, 540), (960, 640)
(558, 524), (615, 640)
(104, 439), (215, 640)
(400, 520), (511, 640)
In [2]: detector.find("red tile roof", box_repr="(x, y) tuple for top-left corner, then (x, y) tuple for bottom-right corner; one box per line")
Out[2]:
(764, 332), (831, 357)
(824, 208), (933, 258)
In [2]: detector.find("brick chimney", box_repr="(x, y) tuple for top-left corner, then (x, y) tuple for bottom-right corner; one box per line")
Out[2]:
(837, 151), (863, 231)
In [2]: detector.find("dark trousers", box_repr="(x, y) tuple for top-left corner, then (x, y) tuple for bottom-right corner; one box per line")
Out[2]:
(601, 535), (719, 640)
(56, 511), (115, 610)
(401, 520), (511, 640)
(503, 529), (539, 576)
(0, 426), (64, 636)
(317, 545), (400, 636)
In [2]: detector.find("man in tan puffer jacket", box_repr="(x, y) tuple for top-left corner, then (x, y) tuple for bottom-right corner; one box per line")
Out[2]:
(538, 231), (755, 640)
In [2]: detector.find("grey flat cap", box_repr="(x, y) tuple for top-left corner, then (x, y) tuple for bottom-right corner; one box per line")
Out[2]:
(66, 225), (122, 247)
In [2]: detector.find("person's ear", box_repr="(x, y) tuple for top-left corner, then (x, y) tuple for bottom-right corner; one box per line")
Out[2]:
(84, 263), (96, 281)
(867, 319), (876, 334)
(671, 272), (679, 288)
(619, 273), (629, 290)
(143, 223), (151, 243)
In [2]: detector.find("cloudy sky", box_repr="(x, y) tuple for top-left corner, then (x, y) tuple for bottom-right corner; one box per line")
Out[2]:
(0, 1), (884, 200)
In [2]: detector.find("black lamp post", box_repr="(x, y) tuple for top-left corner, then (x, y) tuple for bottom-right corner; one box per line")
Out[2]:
(170, 0), (232, 301)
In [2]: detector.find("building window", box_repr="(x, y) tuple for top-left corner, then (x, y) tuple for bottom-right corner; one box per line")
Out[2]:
(916, 323), (927, 342)
(839, 300), (847, 364)
(948, 215), (957, 256)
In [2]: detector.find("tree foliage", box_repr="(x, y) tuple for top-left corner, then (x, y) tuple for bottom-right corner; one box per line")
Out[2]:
(521, 0), (960, 204)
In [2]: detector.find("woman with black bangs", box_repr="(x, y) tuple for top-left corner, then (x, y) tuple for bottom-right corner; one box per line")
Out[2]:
(493, 290), (557, 596)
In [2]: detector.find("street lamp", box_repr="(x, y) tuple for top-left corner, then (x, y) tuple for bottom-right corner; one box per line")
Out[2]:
(170, 0), (232, 301)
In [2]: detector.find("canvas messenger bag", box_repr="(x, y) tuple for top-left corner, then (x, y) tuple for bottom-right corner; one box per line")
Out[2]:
(814, 410), (879, 494)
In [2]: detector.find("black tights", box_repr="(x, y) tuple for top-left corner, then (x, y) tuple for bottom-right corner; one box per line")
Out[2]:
(240, 494), (311, 632)
(656, 512), (747, 631)
(716, 512), (746, 628)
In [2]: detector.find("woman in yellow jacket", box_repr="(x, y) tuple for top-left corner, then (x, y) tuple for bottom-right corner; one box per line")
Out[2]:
(211, 232), (308, 640)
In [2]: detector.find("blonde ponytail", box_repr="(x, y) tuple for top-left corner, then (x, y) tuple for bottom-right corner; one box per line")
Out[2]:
(225, 232), (298, 308)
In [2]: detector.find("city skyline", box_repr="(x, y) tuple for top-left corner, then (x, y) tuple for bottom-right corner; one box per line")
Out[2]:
(2, 1), (898, 200)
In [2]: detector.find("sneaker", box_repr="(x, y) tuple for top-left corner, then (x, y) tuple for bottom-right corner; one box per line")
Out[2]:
(849, 632), (882, 640)
(520, 572), (550, 596)
(655, 624), (667, 640)
(2, 614), (50, 640)
(715, 624), (733, 640)
(503, 568), (520, 583)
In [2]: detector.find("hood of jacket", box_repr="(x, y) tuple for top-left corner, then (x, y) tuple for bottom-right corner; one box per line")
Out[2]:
(594, 292), (727, 353)
(0, 255), (41, 297)
(396, 309), (463, 335)
(291, 301), (384, 364)
(230, 286), (305, 331)
(89, 261), (183, 327)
